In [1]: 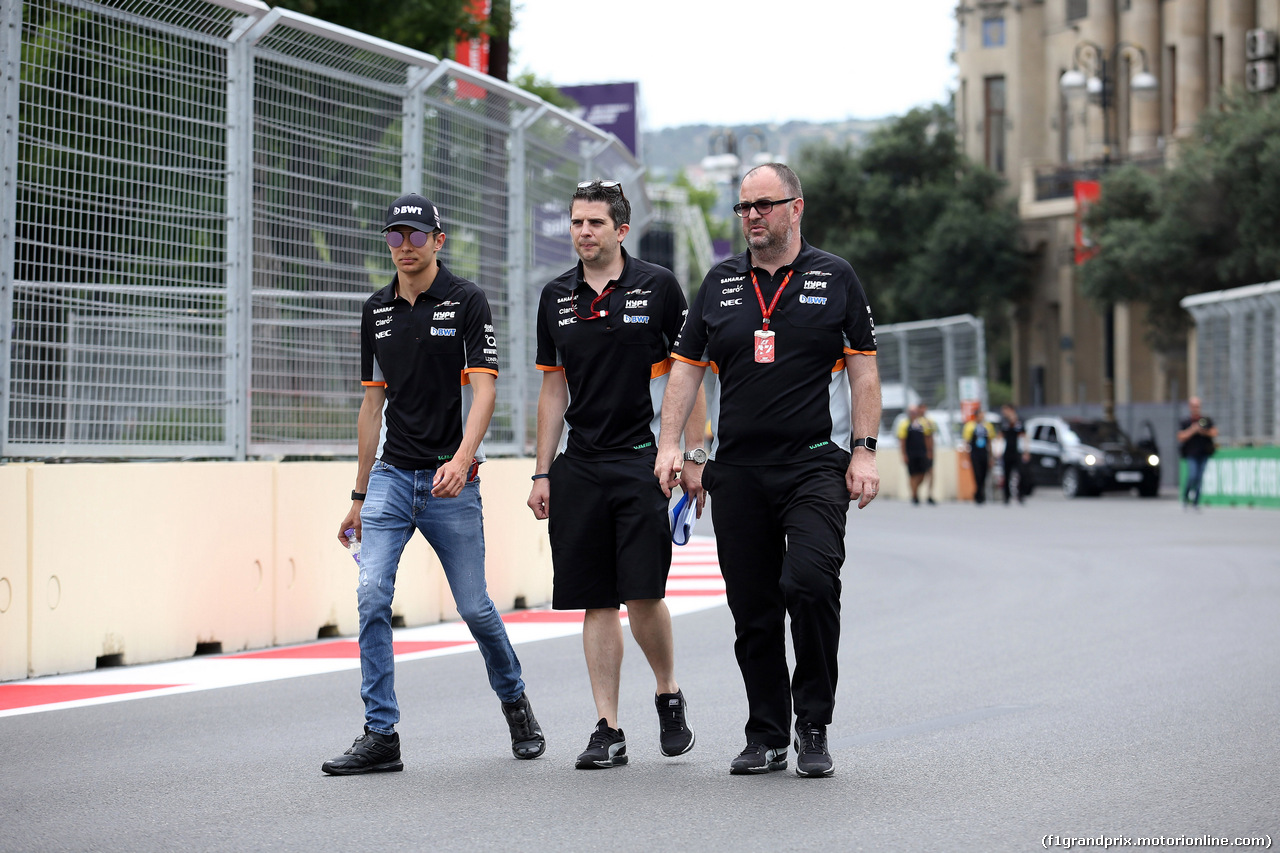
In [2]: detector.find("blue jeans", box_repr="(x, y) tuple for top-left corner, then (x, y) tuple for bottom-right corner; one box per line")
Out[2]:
(357, 460), (525, 734)
(1183, 455), (1209, 506)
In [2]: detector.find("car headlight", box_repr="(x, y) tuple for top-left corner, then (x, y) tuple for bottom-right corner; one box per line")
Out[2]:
(1148, 454), (1160, 466)
(1084, 454), (1097, 466)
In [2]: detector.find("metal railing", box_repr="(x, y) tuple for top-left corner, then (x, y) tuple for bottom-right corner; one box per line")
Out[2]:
(1181, 280), (1280, 447)
(1, 0), (647, 459)
(875, 313), (987, 439)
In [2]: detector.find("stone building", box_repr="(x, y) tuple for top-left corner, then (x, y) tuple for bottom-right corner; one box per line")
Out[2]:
(954, 0), (1280, 409)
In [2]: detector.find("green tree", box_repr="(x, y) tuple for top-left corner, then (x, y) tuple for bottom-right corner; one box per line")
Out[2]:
(796, 105), (1027, 325)
(1081, 92), (1280, 349)
(266, 0), (483, 58)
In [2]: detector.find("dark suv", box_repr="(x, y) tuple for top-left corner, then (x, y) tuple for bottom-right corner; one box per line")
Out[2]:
(1024, 416), (1162, 498)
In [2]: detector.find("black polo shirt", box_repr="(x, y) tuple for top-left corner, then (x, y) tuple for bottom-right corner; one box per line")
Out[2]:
(535, 248), (687, 461)
(672, 240), (876, 465)
(360, 262), (499, 469)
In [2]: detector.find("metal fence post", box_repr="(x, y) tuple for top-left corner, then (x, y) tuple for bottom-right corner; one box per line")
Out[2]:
(507, 105), (546, 454)
(225, 15), (258, 459)
(0, 0), (22, 455)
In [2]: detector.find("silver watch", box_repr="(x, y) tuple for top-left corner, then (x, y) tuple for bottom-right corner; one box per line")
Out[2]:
(682, 448), (707, 464)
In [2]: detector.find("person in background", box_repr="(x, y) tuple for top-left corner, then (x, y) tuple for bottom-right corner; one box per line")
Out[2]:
(897, 405), (934, 505)
(1000, 403), (1030, 505)
(962, 410), (996, 505)
(1176, 396), (1217, 510)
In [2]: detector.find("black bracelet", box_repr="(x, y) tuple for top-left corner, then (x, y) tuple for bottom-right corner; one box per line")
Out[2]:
(351, 490), (367, 501)
(530, 473), (550, 481)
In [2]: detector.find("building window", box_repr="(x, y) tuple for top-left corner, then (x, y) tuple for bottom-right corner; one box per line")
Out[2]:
(985, 76), (1007, 174)
(982, 17), (1005, 48)
(1067, 0), (1088, 22)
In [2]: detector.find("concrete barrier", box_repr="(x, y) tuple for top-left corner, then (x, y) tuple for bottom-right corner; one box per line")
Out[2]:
(1, 458), (550, 680)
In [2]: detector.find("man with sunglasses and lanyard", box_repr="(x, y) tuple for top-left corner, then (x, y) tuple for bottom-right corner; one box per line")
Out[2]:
(656, 163), (880, 778)
(325, 193), (545, 775)
(528, 180), (705, 769)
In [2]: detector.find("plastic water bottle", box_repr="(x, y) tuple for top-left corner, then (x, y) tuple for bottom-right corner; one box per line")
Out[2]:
(344, 528), (362, 566)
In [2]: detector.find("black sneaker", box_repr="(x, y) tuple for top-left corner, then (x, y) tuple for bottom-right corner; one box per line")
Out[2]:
(793, 721), (834, 777)
(500, 692), (546, 760)
(575, 718), (628, 769)
(656, 690), (695, 757)
(729, 743), (787, 775)
(322, 727), (403, 775)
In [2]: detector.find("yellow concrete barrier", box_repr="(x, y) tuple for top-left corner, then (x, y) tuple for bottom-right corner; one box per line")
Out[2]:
(1, 458), (552, 680)
(0, 465), (32, 681)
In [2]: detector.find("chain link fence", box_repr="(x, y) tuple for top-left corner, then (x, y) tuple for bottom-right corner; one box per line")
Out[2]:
(1181, 280), (1280, 447)
(1, 0), (648, 459)
(875, 314), (988, 447)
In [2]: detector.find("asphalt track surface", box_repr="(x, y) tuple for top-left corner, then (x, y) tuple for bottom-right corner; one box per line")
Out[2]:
(3, 490), (1277, 853)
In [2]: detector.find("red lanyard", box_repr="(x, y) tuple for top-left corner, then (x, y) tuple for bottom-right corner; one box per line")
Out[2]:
(574, 283), (616, 321)
(750, 269), (794, 330)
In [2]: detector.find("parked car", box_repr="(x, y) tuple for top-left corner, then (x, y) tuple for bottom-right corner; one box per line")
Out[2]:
(1024, 416), (1162, 498)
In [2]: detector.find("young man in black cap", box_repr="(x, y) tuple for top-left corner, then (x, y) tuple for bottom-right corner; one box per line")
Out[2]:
(324, 193), (544, 775)
(527, 180), (704, 769)
(655, 163), (881, 778)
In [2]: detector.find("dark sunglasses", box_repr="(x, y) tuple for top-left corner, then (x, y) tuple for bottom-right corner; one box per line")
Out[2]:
(385, 230), (434, 248)
(732, 197), (797, 218)
(577, 179), (624, 193)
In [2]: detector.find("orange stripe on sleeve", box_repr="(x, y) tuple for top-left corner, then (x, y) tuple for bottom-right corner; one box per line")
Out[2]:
(672, 353), (709, 368)
(536, 364), (565, 373)
(651, 358), (673, 379)
(844, 348), (877, 356)
(361, 381), (386, 387)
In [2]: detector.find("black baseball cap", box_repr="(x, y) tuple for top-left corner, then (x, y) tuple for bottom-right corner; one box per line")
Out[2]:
(383, 193), (442, 232)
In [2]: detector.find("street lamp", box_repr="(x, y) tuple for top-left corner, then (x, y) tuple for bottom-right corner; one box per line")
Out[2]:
(1060, 40), (1158, 421)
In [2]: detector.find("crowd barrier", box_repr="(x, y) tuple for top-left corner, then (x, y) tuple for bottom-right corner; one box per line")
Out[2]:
(0, 459), (550, 681)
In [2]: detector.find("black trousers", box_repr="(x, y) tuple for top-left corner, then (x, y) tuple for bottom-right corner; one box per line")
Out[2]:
(972, 452), (990, 504)
(702, 452), (851, 748)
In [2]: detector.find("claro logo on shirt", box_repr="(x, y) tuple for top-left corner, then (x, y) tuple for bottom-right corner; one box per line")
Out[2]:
(430, 327), (457, 337)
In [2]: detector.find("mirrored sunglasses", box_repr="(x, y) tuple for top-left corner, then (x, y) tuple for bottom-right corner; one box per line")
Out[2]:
(385, 230), (433, 248)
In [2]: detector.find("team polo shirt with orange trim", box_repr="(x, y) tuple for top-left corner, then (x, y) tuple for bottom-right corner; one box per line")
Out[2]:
(672, 240), (877, 464)
(360, 262), (499, 468)
(535, 248), (687, 461)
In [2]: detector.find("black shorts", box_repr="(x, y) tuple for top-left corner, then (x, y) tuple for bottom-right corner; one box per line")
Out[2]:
(547, 453), (672, 610)
(907, 456), (932, 476)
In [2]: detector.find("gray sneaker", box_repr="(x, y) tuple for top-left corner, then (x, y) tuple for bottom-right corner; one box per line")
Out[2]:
(656, 690), (695, 756)
(575, 718), (628, 769)
(729, 743), (787, 775)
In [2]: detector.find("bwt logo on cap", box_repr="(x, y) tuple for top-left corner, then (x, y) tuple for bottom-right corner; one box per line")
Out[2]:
(385, 194), (442, 231)
(394, 206), (423, 216)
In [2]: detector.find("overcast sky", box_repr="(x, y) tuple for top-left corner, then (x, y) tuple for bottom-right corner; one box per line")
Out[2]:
(509, 1), (959, 129)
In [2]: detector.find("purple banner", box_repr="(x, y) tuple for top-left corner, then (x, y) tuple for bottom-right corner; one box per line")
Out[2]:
(559, 82), (640, 157)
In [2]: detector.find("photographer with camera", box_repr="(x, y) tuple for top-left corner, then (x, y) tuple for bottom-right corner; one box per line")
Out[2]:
(1176, 397), (1218, 510)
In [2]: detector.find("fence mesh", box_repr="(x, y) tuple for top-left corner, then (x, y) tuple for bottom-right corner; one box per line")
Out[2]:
(874, 314), (988, 445)
(2, 0), (645, 459)
(1182, 281), (1280, 447)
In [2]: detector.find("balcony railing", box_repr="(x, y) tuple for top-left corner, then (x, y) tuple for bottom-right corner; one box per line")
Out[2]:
(1032, 153), (1166, 201)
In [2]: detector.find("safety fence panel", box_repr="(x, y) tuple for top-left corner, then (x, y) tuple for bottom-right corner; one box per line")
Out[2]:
(1, 0), (645, 460)
(1181, 280), (1280, 447)
(875, 314), (988, 441)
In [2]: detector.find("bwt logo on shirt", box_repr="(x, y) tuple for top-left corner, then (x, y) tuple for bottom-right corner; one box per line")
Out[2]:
(720, 298), (743, 307)
(799, 294), (828, 305)
(430, 327), (457, 337)
(623, 314), (649, 324)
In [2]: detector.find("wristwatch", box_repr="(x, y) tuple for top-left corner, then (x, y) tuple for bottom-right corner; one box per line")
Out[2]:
(683, 448), (707, 464)
(852, 436), (878, 452)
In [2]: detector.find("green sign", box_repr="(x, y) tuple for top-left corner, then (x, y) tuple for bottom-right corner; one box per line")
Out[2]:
(1184, 446), (1280, 509)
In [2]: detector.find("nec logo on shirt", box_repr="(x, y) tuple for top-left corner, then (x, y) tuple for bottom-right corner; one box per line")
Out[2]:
(720, 298), (743, 307)
(798, 294), (828, 305)
(430, 327), (457, 337)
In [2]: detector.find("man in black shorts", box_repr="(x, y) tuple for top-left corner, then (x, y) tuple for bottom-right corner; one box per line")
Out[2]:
(656, 163), (881, 778)
(897, 404), (935, 505)
(528, 180), (705, 769)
